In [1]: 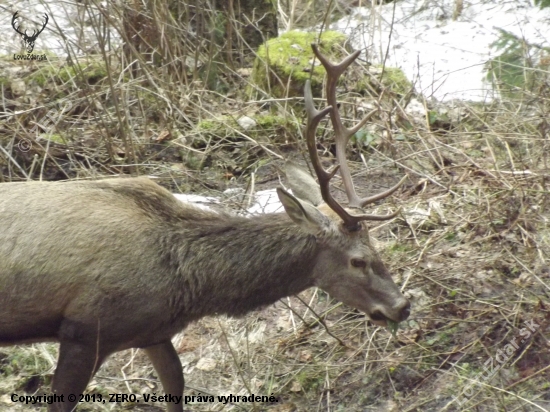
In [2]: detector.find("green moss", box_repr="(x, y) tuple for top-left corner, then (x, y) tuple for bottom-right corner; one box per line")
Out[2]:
(197, 117), (237, 133)
(41, 134), (65, 144)
(186, 114), (298, 172)
(198, 114), (295, 134)
(255, 114), (291, 129)
(357, 65), (412, 97)
(195, 114), (298, 149)
(389, 242), (413, 253)
(256, 114), (279, 128)
(379, 66), (412, 95)
(251, 30), (348, 98)
(197, 119), (217, 130)
(295, 369), (324, 392)
(445, 231), (458, 241)
(29, 60), (107, 87)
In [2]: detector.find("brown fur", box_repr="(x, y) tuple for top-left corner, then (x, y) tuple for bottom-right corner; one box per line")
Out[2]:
(0, 177), (409, 411)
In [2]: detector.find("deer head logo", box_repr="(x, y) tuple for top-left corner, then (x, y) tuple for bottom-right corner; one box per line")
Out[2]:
(12, 11), (48, 54)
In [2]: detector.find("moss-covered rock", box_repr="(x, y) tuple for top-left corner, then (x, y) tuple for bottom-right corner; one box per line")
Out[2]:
(29, 59), (107, 87)
(182, 113), (299, 172)
(251, 30), (412, 101)
(251, 30), (348, 98)
(195, 114), (298, 145)
(368, 65), (412, 97)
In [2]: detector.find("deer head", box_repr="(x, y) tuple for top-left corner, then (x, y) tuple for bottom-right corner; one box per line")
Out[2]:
(277, 44), (410, 326)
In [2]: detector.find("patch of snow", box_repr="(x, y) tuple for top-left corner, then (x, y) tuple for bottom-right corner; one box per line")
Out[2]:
(172, 193), (219, 211)
(246, 189), (284, 215)
(172, 189), (283, 215)
(332, 0), (550, 101)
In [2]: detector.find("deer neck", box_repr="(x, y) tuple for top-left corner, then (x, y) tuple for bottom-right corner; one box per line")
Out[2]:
(164, 211), (319, 319)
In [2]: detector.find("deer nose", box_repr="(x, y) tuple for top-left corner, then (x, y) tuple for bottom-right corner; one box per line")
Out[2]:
(397, 299), (411, 322)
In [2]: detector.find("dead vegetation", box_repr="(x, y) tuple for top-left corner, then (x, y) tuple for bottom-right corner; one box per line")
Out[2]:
(1, 0), (549, 411)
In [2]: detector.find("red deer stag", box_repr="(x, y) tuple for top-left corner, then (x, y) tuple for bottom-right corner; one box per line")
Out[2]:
(0, 45), (410, 412)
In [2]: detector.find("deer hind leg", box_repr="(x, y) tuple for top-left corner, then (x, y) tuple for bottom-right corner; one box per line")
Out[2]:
(144, 340), (184, 412)
(49, 340), (107, 412)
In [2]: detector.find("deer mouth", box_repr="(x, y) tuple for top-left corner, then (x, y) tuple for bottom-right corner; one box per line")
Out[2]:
(368, 310), (390, 326)
(368, 300), (411, 326)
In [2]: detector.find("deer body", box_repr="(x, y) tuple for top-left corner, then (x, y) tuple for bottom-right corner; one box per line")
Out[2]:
(0, 177), (408, 412)
(1, 178), (317, 347)
(0, 46), (411, 412)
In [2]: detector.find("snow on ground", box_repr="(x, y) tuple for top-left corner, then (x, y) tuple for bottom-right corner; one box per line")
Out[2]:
(172, 189), (283, 215)
(172, 193), (220, 211)
(246, 189), (284, 214)
(332, 0), (550, 102)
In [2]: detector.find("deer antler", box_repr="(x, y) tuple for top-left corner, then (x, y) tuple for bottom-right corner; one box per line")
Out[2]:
(304, 44), (406, 230)
(11, 12), (25, 36)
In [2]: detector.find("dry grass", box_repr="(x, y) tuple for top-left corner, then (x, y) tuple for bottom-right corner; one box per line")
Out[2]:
(1, 1), (549, 411)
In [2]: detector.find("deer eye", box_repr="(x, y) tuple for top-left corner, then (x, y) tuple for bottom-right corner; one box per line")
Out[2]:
(351, 258), (367, 268)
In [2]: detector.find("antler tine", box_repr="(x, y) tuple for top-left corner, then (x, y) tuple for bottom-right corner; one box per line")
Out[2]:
(312, 43), (406, 214)
(304, 80), (349, 225)
(305, 80), (398, 229)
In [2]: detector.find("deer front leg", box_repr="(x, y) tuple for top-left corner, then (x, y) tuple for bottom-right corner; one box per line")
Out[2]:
(144, 340), (184, 412)
(50, 341), (106, 412)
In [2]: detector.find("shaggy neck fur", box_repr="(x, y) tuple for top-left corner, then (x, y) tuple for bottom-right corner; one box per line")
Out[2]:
(157, 207), (320, 321)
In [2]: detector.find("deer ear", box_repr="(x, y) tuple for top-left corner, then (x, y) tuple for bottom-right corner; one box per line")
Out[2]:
(277, 188), (330, 234)
(284, 160), (323, 206)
